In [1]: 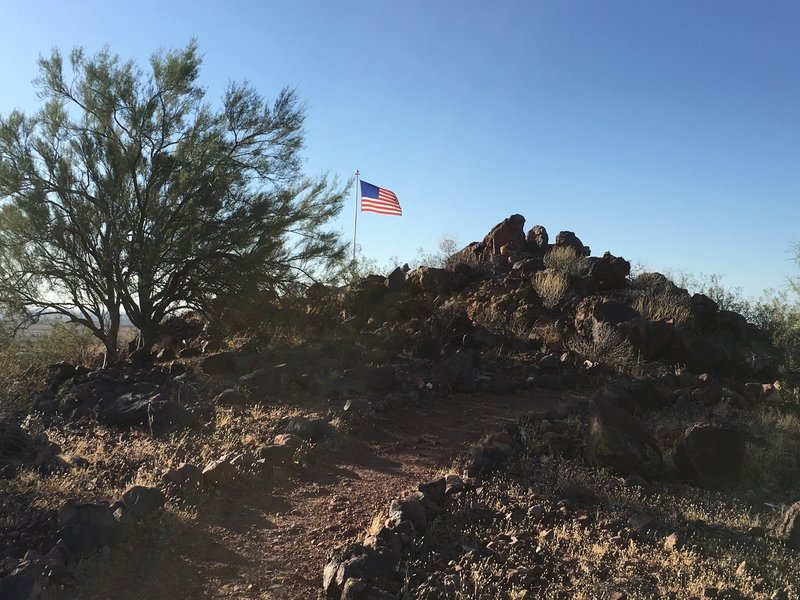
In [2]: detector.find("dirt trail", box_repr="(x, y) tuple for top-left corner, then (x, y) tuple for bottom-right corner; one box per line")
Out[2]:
(50, 390), (586, 600)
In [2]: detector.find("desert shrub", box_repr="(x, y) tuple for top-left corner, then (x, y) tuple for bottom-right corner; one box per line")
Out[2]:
(567, 323), (638, 374)
(630, 273), (692, 325)
(543, 245), (589, 278)
(0, 322), (98, 399)
(532, 270), (569, 309)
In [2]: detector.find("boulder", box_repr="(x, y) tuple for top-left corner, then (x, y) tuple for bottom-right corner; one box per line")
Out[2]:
(273, 433), (304, 449)
(201, 351), (238, 376)
(483, 214), (526, 257)
(121, 485), (166, 521)
(405, 266), (464, 294)
(588, 252), (631, 289)
(238, 365), (286, 396)
(148, 401), (199, 438)
(526, 224), (549, 249)
(388, 494), (428, 535)
(672, 423), (747, 488)
(214, 388), (246, 406)
(0, 419), (31, 463)
(96, 384), (162, 427)
(323, 545), (396, 600)
(555, 231), (589, 256)
(575, 298), (646, 349)
(57, 502), (121, 555)
(775, 500), (800, 549)
(201, 459), (237, 486)
(285, 416), (331, 442)
(46, 361), (78, 391)
(438, 350), (476, 393)
(340, 578), (395, 600)
(0, 570), (43, 600)
(680, 337), (729, 374)
(161, 463), (202, 493)
(257, 444), (295, 464)
(384, 266), (407, 292)
(691, 294), (719, 328)
(586, 394), (663, 478)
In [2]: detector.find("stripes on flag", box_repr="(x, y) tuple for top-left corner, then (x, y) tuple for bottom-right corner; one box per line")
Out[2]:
(360, 180), (402, 216)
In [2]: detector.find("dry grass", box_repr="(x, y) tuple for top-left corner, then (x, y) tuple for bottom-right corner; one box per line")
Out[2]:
(408, 415), (800, 599)
(543, 246), (589, 278)
(566, 323), (638, 374)
(532, 270), (568, 309)
(632, 288), (692, 326)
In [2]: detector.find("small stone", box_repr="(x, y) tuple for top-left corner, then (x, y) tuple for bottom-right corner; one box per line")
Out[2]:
(627, 512), (656, 533)
(121, 485), (165, 521)
(214, 388), (245, 406)
(664, 532), (683, 551)
(527, 504), (545, 520)
(201, 460), (237, 486)
(273, 433), (303, 449)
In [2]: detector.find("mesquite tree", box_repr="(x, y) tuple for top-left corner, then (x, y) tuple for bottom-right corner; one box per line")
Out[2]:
(0, 42), (347, 362)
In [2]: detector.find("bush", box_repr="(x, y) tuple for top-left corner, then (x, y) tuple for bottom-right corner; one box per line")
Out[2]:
(532, 270), (568, 309)
(543, 246), (589, 278)
(630, 273), (692, 325)
(0, 322), (98, 403)
(567, 323), (638, 374)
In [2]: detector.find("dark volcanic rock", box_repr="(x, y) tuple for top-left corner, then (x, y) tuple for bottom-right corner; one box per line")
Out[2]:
(0, 570), (43, 600)
(589, 252), (631, 289)
(239, 365), (286, 396)
(161, 463), (202, 493)
(672, 423), (747, 488)
(57, 502), (121, 555)
(285, 416), (331, 442)
(586, 393), (663, 478)
(555, 231), (589, 256)
(121, 485), (166, 521)
(526, 224), (549, 248)
(405, 266), (465, 294)
(148, 400), (199, 438)
(438, 350), (476, 393)
(483, 214), (526, 257)
(323, 545), (396, 600)
(201, 351), (238, 376)
(340, 578), (394, 600)
(96, 384), (161, 427)
(0, 419), (31, 462)
(681, 337), (729, 374)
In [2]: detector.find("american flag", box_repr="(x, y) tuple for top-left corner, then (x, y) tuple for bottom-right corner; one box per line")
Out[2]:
(360, 180), (402, 216)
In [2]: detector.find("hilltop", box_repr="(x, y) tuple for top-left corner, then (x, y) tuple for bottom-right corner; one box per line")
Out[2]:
(0, 214), (798, 599)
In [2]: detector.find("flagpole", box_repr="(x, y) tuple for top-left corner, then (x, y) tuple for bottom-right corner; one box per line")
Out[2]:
(353, 169), (360, 263)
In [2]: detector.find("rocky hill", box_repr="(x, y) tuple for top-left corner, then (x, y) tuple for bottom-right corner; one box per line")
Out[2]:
(0, 214), (798, 599)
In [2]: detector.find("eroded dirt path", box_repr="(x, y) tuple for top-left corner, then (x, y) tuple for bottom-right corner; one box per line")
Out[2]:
(50, 390), (586, 600)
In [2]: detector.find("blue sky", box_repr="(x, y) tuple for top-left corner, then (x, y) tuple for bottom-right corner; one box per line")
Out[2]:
(1, 1), (798, 297)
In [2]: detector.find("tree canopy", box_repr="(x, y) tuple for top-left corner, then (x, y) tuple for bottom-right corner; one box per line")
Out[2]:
(0, 41), (347, 362)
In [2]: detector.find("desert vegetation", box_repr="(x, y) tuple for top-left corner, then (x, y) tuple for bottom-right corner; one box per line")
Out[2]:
(1, 45), (800, 600)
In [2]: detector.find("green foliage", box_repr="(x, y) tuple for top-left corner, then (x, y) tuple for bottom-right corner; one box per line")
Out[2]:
(0, 41), (347, 359)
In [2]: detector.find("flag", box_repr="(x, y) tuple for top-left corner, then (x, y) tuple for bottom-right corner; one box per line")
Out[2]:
(360, 180), (402, 216)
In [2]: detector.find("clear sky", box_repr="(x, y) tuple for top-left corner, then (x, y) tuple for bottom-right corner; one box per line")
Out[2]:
(1, 1), (798, 297)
